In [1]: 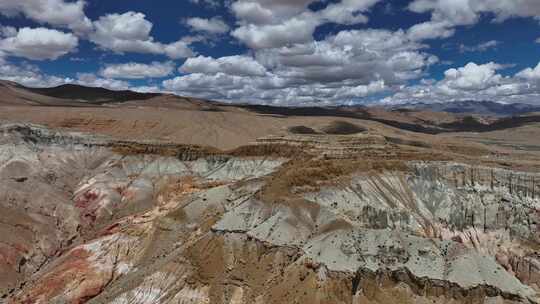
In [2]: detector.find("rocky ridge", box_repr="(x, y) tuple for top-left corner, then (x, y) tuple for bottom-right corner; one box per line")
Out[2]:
(0, 123), (539, 303)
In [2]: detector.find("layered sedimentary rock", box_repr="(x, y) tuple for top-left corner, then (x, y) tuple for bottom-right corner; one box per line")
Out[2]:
(256, 133), (389, 158)
(1, 123), (539, 304)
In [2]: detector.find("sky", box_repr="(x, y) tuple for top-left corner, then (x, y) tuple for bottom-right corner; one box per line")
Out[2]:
(0, 0), (539, 106)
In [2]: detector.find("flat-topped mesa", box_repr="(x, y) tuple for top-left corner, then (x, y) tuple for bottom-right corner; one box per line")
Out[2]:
(0, 122), (306, 160)
(256, 133), (389, 158)
(413, 162), (540, 199)
(0, 122), (222, 160)
(0, 122), (110, 146)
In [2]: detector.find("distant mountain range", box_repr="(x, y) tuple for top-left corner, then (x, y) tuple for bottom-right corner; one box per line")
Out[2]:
(3, 80), (540, 136)
(5, 80), (539, 118)
(390, 100), (540, 117)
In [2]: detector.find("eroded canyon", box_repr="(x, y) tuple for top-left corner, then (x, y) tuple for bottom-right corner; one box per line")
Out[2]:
(1, 120), (540, 304)
(2, 81), (540, 303)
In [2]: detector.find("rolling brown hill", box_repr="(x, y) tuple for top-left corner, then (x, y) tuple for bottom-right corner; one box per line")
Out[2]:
(1, 79), (540, 156)
(29, 83), (160, 103)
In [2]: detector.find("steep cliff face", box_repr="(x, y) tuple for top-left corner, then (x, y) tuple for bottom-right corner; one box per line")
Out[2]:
(1, 123), (539, 304)
(303, 163), (540, 296)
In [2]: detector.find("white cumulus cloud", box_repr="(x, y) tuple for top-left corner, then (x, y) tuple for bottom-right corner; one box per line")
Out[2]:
(0, 27), (78, 60)
(75, 73), (130, 91)
(382, 61), (540, 105)
(89, 12), (197, 59)
(99, 61), (176, 79)
(181, 55), (267, 77)
(162, 27), (438, 105)
(516, 62), (540, 81)
(440, 62), (504, 92)
(186, 17), (230, 34)
(230, 0), (383, 49)
(0, 0), (92, 34)
(0, 60), (73, 87)
(407, 0), (540, 41)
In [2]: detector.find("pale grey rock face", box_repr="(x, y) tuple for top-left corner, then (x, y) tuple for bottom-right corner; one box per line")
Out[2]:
(214, 162), (540, 302)
(1, 123), (539, 304)
(306, 162), (540, 301)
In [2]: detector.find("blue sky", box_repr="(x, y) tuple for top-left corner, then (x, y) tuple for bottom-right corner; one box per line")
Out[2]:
(0, 0), (539, 105)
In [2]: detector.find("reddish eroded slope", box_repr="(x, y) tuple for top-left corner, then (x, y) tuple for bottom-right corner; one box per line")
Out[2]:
(1, 123), (540, 304)
(2, 81), (540, 303)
